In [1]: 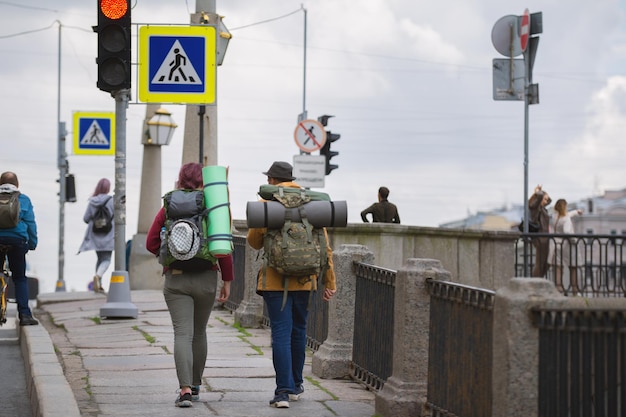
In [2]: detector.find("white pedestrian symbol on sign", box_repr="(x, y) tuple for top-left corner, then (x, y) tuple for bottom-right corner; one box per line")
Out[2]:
(81, 120), (109, 145)
(151, 40), (202, 85)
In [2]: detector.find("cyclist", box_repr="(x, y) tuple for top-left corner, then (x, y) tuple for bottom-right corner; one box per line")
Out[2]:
(0, 171), (38, 326)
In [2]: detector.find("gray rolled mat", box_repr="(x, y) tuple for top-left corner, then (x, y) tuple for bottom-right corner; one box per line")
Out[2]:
(246, 200), (347, 229)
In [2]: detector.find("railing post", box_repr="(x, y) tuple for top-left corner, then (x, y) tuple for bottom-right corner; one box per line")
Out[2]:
(233, 234), (264, 327)
(492, 277), (561, 417)
(376, 258), (451, 417)
(312, 244), (374, 378)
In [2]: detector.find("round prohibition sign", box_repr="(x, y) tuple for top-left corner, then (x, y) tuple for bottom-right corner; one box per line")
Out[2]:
(294, 119), (327, 153)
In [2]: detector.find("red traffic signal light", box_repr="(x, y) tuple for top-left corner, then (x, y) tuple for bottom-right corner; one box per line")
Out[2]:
(100, 0), (128, 19)
(95, 0), (131, 93)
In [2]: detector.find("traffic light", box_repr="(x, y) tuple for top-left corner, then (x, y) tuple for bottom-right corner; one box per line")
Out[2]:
(318, 115), (340, 175)
(95, 0), (131, 93)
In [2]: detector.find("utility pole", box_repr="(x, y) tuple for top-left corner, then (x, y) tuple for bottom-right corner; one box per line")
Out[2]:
(182, 0), (217, 166)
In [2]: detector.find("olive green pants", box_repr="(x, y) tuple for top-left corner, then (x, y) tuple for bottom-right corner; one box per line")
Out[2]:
(163, 269), (218, 389)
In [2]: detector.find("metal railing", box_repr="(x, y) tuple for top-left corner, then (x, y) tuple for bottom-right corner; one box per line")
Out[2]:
(223, 235), (246, 312)
(351, 262), (396, 391)
(425, 280), (495, 417)
(533, 308), (626, 417)
(515, 233), (626, 297)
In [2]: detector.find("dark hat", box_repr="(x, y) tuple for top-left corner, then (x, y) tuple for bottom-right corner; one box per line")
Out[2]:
(262, 161), (296, 180)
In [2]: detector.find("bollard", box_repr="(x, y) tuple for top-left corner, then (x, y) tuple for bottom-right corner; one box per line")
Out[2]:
(99, 270), (138, 318)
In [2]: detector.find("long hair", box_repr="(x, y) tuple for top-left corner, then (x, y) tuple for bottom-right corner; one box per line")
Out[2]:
(93, 178), (110, 196)
(177, 163), (203, 190)
(554, 199), (567, 217)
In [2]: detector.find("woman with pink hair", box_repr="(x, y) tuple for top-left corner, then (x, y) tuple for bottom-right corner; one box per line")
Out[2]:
(78, 178), (114, 293)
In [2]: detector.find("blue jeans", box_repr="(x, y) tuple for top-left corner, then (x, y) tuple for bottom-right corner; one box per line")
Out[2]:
(263, 291), (309, 395)
(0, 238), (31, 317)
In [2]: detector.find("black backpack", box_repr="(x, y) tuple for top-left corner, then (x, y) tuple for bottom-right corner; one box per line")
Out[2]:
(0, 191), (20, 229)
(92, 196), (113, 234)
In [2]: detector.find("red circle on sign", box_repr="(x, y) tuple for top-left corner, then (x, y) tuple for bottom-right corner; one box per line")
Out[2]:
(520, 9), (530, 52)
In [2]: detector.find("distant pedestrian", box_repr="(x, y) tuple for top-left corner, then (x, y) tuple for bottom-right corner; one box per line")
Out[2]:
(528, 184), (551, 277)
(247, 161), (337, 409)
(78, 178), (114, 293)
(146, 162), (233, 408)
(0, 171), (38, 326)
(549, 199), (582, 295)
(361, 186), (400, 224)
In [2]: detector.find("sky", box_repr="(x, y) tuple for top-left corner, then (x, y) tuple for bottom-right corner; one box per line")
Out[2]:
(1, 0), (626, 293)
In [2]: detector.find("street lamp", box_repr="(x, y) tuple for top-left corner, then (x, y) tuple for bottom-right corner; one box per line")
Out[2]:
(129, 105), (177, 291)
(145, 107), (178, 146)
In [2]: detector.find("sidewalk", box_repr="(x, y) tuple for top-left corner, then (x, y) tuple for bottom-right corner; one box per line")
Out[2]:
(24, 290), (376, 417)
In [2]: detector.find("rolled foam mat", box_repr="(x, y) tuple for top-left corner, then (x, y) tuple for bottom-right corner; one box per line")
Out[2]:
(202, 166), (233, 257)
(246, 200), (347, 229)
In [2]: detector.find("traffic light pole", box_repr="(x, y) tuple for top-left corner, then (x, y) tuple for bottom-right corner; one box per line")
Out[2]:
(113, 89), (130, 271)
(56, 21), (67, 292)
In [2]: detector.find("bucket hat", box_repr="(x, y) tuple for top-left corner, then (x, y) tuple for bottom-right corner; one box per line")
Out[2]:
(262, 161), (296, 180)
(167, 220), (200, 260)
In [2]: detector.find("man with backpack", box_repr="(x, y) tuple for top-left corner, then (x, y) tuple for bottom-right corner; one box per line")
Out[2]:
(0, 171), (38, 326)
(247, 161), (337, 409)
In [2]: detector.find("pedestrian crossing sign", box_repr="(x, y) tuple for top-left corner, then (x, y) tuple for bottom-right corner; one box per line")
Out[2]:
(72, 112), (115, 156)
(138, 25), (217, 104)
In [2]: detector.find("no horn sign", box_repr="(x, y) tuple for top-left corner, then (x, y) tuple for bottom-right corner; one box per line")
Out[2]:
(138, 25), (217, 104)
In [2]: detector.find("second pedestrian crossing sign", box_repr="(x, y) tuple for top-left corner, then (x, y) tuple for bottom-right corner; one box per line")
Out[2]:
(138, 25), (217, 104)
(73, 112), (115, 156)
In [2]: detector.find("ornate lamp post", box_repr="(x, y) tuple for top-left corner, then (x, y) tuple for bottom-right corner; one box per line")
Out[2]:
(129, 105), (177, 290)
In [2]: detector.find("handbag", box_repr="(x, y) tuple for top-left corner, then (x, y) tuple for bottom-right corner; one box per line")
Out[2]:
(518, 219), (540, 233)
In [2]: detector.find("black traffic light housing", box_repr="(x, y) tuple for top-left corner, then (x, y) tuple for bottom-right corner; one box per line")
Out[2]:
(318, 115), (340, 175)
(95, 0), (131, 92)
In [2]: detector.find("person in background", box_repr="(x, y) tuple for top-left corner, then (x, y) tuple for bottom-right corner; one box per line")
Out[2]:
(528, 184), (552, 277)
(146, 162), (233, 408)
(78, 178), (114, 293)
(361, 186), (401, 224)
(549, 199), (583, 295)
(247, 161), (337, 409)
(0, 171), (38, 326)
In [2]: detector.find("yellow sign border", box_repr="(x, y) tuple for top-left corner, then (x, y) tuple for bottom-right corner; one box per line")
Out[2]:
(138, 25), (217, 104)
(72, 111), (115, 156)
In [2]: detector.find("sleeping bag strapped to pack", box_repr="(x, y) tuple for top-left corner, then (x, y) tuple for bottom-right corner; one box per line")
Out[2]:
(159, 189), (217, 271)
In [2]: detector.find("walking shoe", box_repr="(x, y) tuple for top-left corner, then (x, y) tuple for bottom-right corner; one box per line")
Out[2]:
(269, 393), (290, 408)
(289, 385), (304, 401)
(175, 392), (193, 408)
(19, 315), (38, 326)
(191, 385), (200, 401)
(92, 275), (106, 294)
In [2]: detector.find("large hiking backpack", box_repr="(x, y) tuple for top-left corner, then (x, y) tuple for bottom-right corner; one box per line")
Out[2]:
(261, 187), (329, 307)
(159, 189), (216, 271)
(0, 190), (20, 229)
(92, 196), (113, 234)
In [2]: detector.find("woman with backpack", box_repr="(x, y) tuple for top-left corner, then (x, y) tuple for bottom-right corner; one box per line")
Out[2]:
(145, 162), (233, 408)
(78, 178), (114, 293)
